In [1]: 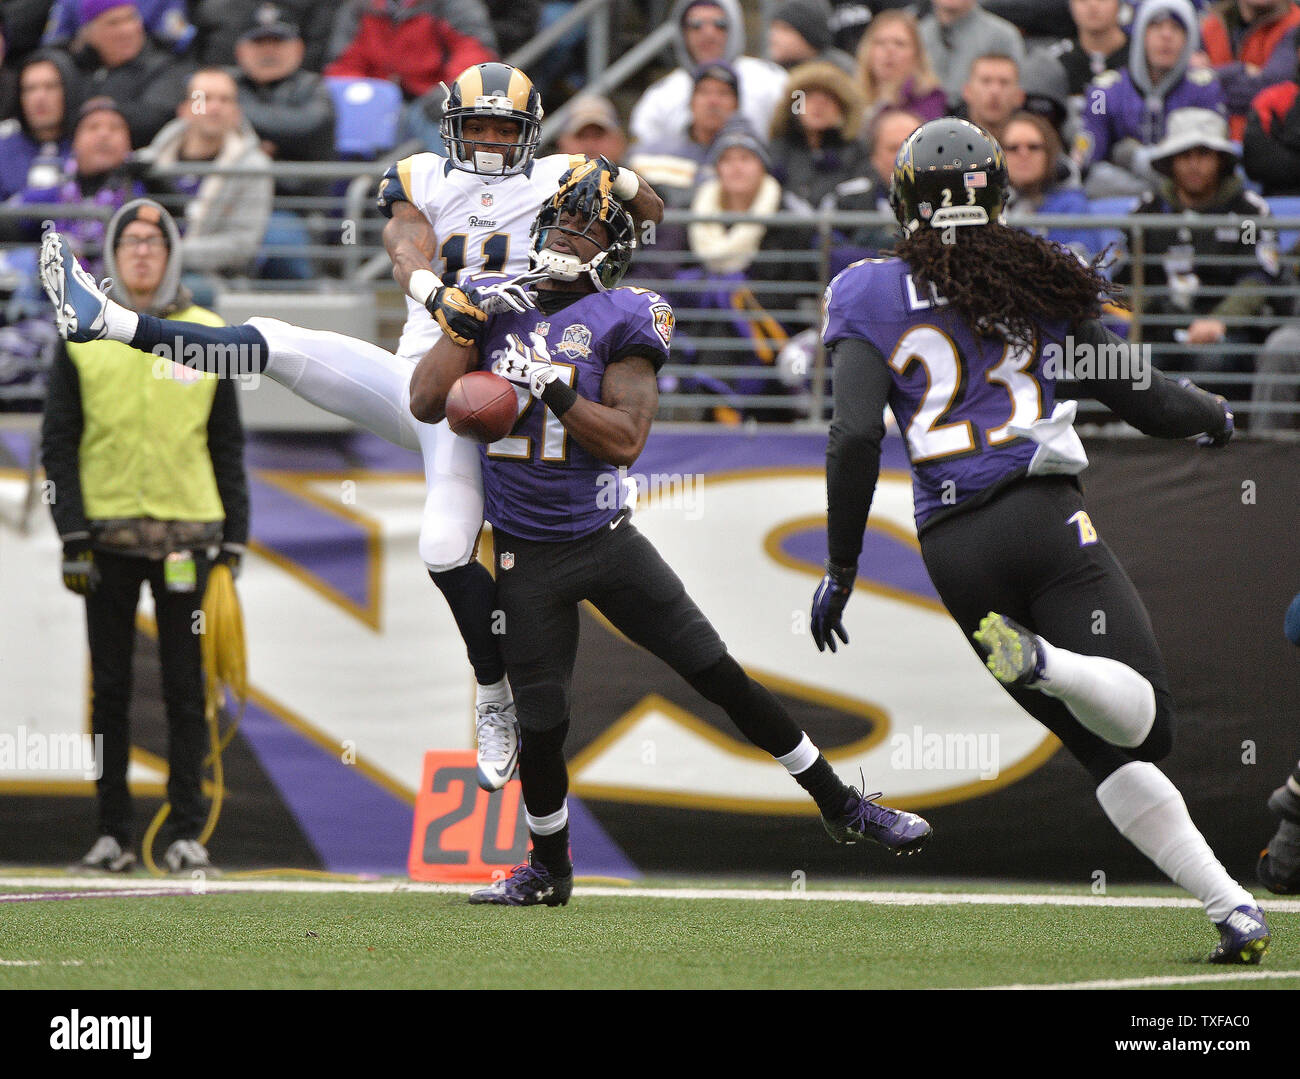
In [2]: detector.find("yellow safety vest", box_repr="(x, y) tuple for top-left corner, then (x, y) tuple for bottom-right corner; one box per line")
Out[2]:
(68, 305), (229, 523)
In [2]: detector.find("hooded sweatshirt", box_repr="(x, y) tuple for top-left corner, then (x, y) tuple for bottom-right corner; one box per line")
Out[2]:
(629, 0), (787, 146)
(41, 198), (248, 553)
(141, 117), (273, 274)
(0, 50), (81, 201)
(1082, 0), (1225, 167)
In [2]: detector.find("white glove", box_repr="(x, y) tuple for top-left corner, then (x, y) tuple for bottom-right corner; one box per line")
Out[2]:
(471, 272), (546, 316)
(492, 331), (561, 398)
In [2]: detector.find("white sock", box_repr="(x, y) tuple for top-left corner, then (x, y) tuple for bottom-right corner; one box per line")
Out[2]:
(475, 677), (512, 709)
(1036, 638), (1156, 748)
(525, 803), (568, 835)
(776, 733), (819, 775)
(105, 298), (139, 343)
(1096, 761), (1254, 921)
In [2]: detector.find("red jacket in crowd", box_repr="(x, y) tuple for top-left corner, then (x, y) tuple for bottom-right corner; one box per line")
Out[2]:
(326, 0), (497, 100)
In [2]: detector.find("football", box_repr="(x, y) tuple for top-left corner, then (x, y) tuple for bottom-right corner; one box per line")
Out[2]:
(446, 370), (520, 443)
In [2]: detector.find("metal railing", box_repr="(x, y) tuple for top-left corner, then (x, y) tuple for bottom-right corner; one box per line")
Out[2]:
(3, 185), (1298, 431)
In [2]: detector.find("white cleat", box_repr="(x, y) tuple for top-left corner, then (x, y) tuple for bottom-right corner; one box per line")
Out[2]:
(475, 700), (520, 791)
(38, 230), (113, 343)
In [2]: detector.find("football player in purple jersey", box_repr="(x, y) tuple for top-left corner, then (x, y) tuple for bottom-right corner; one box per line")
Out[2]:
(407, 172), (933, 906)
(811, 115), (1270, 963)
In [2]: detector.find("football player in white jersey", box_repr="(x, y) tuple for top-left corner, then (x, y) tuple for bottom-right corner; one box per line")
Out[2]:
(37, 61), (665, 794)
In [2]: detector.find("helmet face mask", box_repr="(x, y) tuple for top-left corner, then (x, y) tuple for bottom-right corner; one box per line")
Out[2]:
(890, 117), (1008, 235)
(440, 63), (544, 177)
(529, 176), (636, 291)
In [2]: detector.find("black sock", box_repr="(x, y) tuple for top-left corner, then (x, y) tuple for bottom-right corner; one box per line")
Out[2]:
(530, 826), (571, 875)
(794, 755), (854, 818)
(685, 654), (803, 756)
(131, 314), (268, 375)
(428, 561), (505, 686)
(519, 721), (571, 874)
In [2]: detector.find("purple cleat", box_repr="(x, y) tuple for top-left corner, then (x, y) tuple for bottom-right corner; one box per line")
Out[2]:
(468, 855), (573, 907)
(1208, 904), (1271, 964)
(822, 788), (932, 856)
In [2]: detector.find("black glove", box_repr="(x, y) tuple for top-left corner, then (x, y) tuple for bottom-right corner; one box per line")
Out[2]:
(215, 543), (243, 579)
(811, 560), (856, 653)
(62, 537), (99, 595)
(426, 285), (487, 347)
(1178, 378), (1234, 448)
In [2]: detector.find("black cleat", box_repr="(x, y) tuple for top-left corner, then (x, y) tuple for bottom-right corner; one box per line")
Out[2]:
(822, 788), (932, 856)
(468, 855), (573, 906)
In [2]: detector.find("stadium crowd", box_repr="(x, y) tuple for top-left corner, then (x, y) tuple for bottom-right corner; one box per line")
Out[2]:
(0, 0), (1298, 426)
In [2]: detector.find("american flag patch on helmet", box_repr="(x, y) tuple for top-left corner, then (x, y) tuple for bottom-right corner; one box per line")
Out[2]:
(963, 172), (987, 187)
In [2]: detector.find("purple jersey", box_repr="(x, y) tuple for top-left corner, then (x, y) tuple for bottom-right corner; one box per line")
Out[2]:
(465, 275), (673, 542)
(823, 257), (1068, 526)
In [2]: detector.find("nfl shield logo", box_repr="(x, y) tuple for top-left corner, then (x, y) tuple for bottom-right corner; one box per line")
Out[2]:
(499, 551), (515, 570)
(481, 193), (494, 206)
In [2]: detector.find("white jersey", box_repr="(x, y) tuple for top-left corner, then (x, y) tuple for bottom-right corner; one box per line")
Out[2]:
(378, 151), (584, 362)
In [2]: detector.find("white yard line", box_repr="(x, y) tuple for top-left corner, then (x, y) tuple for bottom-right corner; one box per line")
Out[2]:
(1, 875), (1298, 912)
(978, 969), (1300, 990)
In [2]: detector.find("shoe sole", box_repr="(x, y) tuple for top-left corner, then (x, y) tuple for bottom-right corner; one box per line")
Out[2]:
(1258, 851), (1300, 895)
(823, 819), (932, 857)
(974, 614), (1034, 685)
(1211, 935), (1270, 964)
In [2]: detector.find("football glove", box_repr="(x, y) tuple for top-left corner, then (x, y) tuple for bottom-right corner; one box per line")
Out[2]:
(62, 537), (99, 595)
(469, 272), (545, 316)
(492, 331), (561, 398)
(811, 560), (856, 653)
(1178, 378), (1234, 448)
(427, 285), (487, 347)
(556, 155), (625, 214)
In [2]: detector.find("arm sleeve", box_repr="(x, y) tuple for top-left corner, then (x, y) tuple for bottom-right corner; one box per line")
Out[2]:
(825, 336), (893, 567)
(206, 375), (249, 546)
(39, 343), (89, 539)
(1057, 318), (1230, 438)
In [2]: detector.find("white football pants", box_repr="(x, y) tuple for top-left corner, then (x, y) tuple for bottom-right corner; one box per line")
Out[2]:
(247, 317), (483, 573)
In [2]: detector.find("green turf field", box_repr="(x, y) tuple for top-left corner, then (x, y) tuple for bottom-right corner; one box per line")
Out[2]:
(1, 875), (1296, 990)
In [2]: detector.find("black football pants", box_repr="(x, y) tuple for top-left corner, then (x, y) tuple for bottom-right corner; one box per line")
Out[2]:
(919, 476), (1175, 785)
(85, 549), (211, 847)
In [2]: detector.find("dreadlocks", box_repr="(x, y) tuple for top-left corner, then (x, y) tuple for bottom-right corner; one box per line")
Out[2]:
(892, 224), (1127, 348)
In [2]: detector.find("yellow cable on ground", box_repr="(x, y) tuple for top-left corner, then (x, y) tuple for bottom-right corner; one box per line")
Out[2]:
(142, 562), (247, 876)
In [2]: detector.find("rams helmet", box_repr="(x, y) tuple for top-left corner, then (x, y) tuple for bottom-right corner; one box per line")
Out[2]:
(890, 117), (1008, 234)
(529, 168), (635, 291)
(440, 63), (544, 176)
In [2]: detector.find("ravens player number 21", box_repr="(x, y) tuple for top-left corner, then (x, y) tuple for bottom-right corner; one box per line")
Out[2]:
(408, 170), (933, 906)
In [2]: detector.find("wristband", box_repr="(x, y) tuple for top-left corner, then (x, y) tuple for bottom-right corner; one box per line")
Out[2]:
(611, 168), (639, 201)
(408, 268), (439, 306)
(540, 379), (579, 417)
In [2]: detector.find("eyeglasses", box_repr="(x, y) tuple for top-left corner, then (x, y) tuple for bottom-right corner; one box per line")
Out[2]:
(1003, 142), (1046, 153)
(118, 235), (166, 251)
(686, 17), (728, 29)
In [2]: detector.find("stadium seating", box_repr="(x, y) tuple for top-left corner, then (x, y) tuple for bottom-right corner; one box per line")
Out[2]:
(325, 77), (404, 161)
(1267, 196), (1300, 256)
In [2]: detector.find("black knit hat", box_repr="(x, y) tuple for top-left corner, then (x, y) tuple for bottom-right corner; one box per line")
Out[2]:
(771, 0), (834, 53)
(113, 200), (172, 252)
